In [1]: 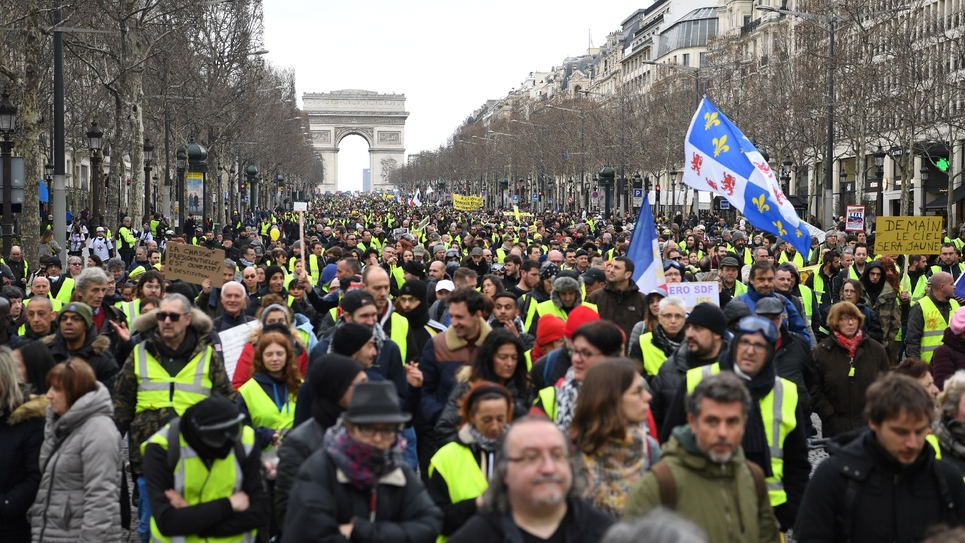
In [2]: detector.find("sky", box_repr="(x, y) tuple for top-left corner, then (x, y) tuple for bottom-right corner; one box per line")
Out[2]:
(262, 0), (640, 191)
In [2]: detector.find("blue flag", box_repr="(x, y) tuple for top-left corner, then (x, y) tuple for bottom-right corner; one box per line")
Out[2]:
(682, 98), (810, 258)
(627, 194), (666, 293)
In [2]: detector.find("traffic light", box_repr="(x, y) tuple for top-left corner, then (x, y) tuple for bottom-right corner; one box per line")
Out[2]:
(655, 185), (661, 195)
(240, 182), (246, 191)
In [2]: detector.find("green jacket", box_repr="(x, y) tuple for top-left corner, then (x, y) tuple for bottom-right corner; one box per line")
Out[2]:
(624, 425), (780, 543)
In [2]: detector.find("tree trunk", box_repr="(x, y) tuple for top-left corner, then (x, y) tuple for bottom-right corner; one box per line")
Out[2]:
(18, 2), (45, 271)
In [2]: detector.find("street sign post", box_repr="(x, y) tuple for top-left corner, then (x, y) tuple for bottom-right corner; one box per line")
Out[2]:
(632, 188), (643, 207)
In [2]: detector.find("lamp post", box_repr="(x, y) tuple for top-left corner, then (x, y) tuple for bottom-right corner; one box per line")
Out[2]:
(670, 168), (679, 220)
(0, 91), (16, 256)
(176, 146), (186, 232)
(276, 173), (285, 208)
(874, 145), (885, 218)
(86, 121), (104, 229)
(499, 176), (509, 208)
(245, 165), (257, 214)
(633, 172), (643, 215)
(186, 139), (208, 230)
(599, 166), (615, 218)
(780, 157), (794, 194)
(143, 137), (154, 220)
(839, 168), (849, 215)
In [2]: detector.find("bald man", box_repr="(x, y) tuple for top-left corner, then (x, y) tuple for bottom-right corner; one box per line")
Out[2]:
(905, 271), (960, 362)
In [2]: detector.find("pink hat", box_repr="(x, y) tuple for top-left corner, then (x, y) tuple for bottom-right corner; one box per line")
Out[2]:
(952, 307), (965, 336)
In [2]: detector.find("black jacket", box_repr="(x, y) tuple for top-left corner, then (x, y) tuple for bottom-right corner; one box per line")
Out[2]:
(773, 325), (817, 419)
(42, 327), (119, 392)
(274, 418), (327, 525)
(426, 425), (491, 536)
(0, 393), (46, 543)
(650, 341), (729, 433)
(529, 347), (571, 392)
(796, 427), (965, 543)
(448, 498), (614, 543)
(282, 447), (442, 543)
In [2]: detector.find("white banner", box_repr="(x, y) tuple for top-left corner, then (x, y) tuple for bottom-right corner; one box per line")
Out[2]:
(219, 321), (259, 380)
(667, 282), (720, 312)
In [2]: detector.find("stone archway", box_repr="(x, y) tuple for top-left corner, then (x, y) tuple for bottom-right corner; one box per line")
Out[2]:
(303, 90), (408, 193)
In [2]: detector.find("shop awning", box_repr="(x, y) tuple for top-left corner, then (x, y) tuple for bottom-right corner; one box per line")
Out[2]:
(924, 184), (965, 210)
(39, 179), (48, 203)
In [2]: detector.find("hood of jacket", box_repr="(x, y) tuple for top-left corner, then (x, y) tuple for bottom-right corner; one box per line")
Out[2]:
(860, 260), (886, 300)
(47, 381), (114, 438)
(6, 394), (49, 425)
(550, 276), (583, 309)
(942, 328), (965, 353)
(665, 424), (748, 478)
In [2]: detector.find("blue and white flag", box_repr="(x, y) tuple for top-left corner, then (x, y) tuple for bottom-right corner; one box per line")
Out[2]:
(683, 98), (810, 258)
(627, 196), (666, 293)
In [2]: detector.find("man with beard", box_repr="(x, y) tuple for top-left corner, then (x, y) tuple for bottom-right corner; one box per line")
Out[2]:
(507, 259), (540, 299)
(719, 255), (747, 298)
(730, 231), (753, 267)
(657, 316), (810, 533)
(500, 254), (521, 290)
(774, 263), (818, 345)
(488, 291), (535, 352)
(805, 250), (841, 337)
(629, 296), (688, 380)
(649, 303), (728, 429)
(735, 261), (812, 346)
(42, 302), (118, 388)
(624, 372), (781, 543)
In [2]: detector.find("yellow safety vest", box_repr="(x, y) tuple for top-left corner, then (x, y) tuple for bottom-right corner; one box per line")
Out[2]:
(638, 332), (670, 377)
(778, 251), (805, 269)
(133, 343), (214, 415)
(428, 442), (490, 543)
(798, 285), (814, 331)
(685, 363), (798, 507)
(524, 350), (533, 371)
(144, 422), (257, 543)
(389, 265), (405, 291)
(734, 281), (748, 297)
(535, 300), (598, 322)
(901, 274), (928, 307)
(917, 297), (960, 363)
(390, 312), (409, 363)
(495, 247), (508, 264)
(522, 295), (540, 332)
(44, 294), (64, 313)
(53, 277), (74, 306)
(535, 386), (557, 421)
(238, 378), (296, 446)
(117, 299), (141, 326)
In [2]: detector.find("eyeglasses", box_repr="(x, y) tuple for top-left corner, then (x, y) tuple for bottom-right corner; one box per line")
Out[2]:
(156, 311), (189, 322)
(354, 424), (401, 439)
(737, 338), (769, 353)
(507, 448), (570, 467)
(839, 315), (859, 323)
(570, 348), (601, 360)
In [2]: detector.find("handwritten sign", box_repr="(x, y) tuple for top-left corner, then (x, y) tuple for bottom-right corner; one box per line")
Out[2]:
(219, 321), (259, 381)
(667, 282), (720, 312)
(874, 216), (943, 254)
(845, 205), (865, 232)
(165, 244), (226, 287)
(453, 194), (484, 211)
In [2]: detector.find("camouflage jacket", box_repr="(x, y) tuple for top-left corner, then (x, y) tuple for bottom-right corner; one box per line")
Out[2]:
(112, 307), (235, 475)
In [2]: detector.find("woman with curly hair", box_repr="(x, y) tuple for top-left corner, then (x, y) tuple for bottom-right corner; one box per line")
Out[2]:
(237, 331), (302, 450)
(230, 297), (313, 390)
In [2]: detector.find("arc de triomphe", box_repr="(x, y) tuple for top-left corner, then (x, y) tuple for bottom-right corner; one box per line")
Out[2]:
(303, 90), (408, 193)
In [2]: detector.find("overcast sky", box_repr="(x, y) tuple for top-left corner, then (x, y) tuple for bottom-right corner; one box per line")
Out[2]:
(262, 0), (639, 191)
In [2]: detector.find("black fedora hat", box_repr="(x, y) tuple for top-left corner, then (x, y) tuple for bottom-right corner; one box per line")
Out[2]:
(343, 381), (412, 424)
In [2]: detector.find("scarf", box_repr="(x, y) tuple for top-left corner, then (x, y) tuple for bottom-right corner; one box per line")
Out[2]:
(468, 424), (501, 453)
(652, 324), (683, 357)
(323, 423), (406, 490)
(935, 418), (965, 459)
(727, 354), (777, 478)
(555, 367), (581, 431)
(579, 424), (655, 518)
(833, 329), (864, 359)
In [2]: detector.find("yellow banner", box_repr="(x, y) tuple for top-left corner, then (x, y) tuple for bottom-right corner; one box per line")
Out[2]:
(874, 216), (944, 254)
(453, 194), (484, 211)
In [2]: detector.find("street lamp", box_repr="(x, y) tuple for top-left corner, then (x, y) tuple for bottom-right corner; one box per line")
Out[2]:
(839, 168), (848, 213)
(245, 164), (258, 213)
(276, 173), (285, 207)
(874, 145), (886, 214)
(143, 137), (154, 220)
(0, 91), (16, 256)
(86, 121), (104, 229)
(599, 166), (615, 218)
(780, 157), (793, 194)
(670, 168), (678, 219)
(175, 146), (186, 230)
(632, 172), (643, 214)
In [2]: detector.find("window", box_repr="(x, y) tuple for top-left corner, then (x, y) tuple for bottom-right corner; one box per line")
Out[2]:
(682, 53), (690, 67)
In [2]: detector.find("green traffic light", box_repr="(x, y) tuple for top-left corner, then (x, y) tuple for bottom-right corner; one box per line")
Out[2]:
(937, 157), (950, 172)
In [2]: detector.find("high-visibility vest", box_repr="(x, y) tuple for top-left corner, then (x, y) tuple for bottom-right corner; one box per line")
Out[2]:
(535, 386), (558, 421)
(44, 294), (64, 313)
(524, 350), (533, 371)
(638, 332), (670, 377)
(522, 295), (540, 332)
(53, 277), (74, 305)
(917, 297), (960, 363)
(686, 363), (798, 507)
(535, 300), (598, 322)
(389, 265), (405, 290)
(144, 422), (257, 543)
(931, 263), (965, 278)
(428, 442), (490, 543)
(133, 343), (214, 415)
(812, 274), (826, 305)
(734, 281), (748, 297)
(238, 378), (296, 446)
(260, 222), (272, 236)
(798, 285), (815, 331)
(848, 266), (860, 281)
(118, 226), (137, 250)
(118, 298), (141, 326)
(778, 251), (804, 268)
(902, 274), (928, 307)
(495, 247), (508, 264)
(389, 312), (409, 363)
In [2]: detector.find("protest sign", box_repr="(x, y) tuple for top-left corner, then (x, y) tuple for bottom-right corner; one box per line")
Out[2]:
(293, 201), (308, 212)
(165, 244), (226, 287)
(874, 216), (943, 254)
(800, 220), (826, 243)
(219, 321), (259, 380)
(453, 194), (484, 210)
(845, 205), (865, 232)
(667, 282), (720, 312)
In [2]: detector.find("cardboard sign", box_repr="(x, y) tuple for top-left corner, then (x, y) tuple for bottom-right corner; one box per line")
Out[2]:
(874, 216), (944, 254)
(845, 205), (865, 232)
(165, 244), (226, 287)
(667, 282), (720, 312)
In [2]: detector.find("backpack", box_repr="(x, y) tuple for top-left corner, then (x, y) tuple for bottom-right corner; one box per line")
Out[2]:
(650, 459), (767, 509)
(164, 417), (248, 472)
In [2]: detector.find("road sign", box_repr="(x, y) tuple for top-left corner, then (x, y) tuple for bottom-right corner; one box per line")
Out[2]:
(513, 195), (519, 203)
(632, 188), (643, 206)
(720, 199), (730, 209)
(0, 158), (25, 206)
(591, 191), (599, 200)
(548, 197), (553, 204)
(532, 193), (538, 201)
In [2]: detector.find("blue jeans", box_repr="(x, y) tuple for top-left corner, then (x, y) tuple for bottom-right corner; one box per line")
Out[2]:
(137, 476), (151, 543)
(401, 426), (419, 473)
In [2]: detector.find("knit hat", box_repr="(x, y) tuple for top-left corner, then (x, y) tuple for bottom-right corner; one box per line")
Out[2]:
(403, 261), (425, 277)
(686, 302), (726, 336)
(952, 306), (965, 335)
(536, 314), (566, 347)
(320, 264), (338, 286)
(332, 322), (374, 357)
(264, 265), (285, 283)
(400, 279), (428, 302)
(339, 290), (376, 314)
(259, 304), (290, 325)
(722, 300), (752, 327)
(565, 305), (601, 339)
(59, 302), (93, 329)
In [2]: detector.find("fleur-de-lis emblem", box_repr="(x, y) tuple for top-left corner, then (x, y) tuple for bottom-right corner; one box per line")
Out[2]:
(712, 136), (729, 157)
(773, 221), (788, 236)
(753, 194), (770, 213)
(704, 112), (721, 130)
(795, 228), (803, 238)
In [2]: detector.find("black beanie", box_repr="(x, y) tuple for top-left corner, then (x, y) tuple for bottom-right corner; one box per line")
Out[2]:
(686, 302), (727, 337)
(332, 322), (373, 357)
(400, 279), (427, 303)
(265, 265), (285, 284)
(181, 396), (242, 460)
(310, 354), (365, 430)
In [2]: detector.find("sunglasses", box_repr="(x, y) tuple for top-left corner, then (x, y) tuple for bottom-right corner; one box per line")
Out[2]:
(156, 311), (189, 322)
(192, 414), (244, 449)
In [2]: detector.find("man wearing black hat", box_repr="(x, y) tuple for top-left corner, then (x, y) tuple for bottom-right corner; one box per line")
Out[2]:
(142, 396), (269, 543)
(650, 302), (729, 431)
(283, 381), (442, 542)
